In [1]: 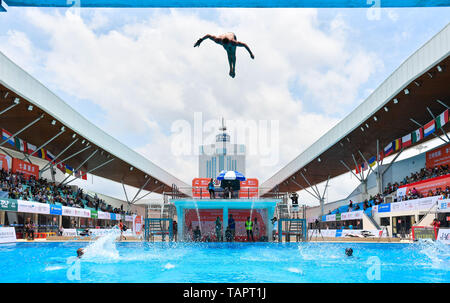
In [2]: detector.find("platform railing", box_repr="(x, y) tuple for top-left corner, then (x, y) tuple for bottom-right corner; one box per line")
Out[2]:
(168, 186), (287, 200)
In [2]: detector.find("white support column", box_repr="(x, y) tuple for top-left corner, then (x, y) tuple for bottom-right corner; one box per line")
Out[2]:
(0, 210), (5, 225)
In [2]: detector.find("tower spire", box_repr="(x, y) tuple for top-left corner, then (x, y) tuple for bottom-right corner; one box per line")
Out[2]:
(219, 117), (226, 132)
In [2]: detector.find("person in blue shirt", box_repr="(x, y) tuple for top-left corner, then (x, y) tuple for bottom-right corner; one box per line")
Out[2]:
(208, 179), (215, 199)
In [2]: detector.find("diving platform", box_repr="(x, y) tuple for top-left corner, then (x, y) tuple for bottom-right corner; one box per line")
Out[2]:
(171, 198), (280, 242)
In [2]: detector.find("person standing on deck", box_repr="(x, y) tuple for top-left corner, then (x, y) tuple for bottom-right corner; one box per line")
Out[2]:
(245, 216), (254, 242)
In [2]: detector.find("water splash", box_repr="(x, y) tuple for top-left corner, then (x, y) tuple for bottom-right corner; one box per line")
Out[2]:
(287, 267), (303, 274)
(82, 229), (121, 262)
(44, 265), (64, 271)
(163, 263), (175, 270)
(414, 239), (450, 270)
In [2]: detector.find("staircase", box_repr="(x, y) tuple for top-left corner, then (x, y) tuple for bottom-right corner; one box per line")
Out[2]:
(287, 219), (306, 242)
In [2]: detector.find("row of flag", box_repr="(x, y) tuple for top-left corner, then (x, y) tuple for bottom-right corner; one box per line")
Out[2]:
(1, 128), (87, 180)
(355, 109), (449, 174)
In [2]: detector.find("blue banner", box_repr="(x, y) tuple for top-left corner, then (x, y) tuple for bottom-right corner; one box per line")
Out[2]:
(50, 204), (62, 215)
(4, 0), (448, 8)
(335, 230), (342, 237)
(378, 204), (391, 213)
(110, 213), (116, 221)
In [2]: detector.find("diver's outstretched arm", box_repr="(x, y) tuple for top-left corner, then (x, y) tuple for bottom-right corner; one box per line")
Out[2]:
(236, 41), (255, 59)
(194, 34), (220, 47)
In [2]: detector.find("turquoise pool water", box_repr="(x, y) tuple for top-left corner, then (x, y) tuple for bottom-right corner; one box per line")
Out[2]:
(0, 239), (449, 283)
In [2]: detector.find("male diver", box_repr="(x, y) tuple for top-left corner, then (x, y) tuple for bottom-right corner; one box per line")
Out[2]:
(194, 32), (255, 78)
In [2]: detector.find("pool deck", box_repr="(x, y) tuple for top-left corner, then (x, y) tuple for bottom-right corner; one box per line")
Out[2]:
(12, 237), (413, 243)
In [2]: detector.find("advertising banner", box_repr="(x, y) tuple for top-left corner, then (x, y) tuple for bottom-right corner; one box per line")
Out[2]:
(375, 196), (440, 214)
(341, 210), (364, 221)
(0, 227), (16, 243)
(0, 198), (18, 212)
(91, 210), (98, 219)
(98, 211), (110, 220)
(62, 206), (90, 218)
(308, 229), (387, 238)
(49, 204), (62, 215)
(398, 175), (450, 197)
(133, 215), (142, 234)
(325, 214), (336, 222)
(88, 228), (132, 237)
(438, 199), (450, 212)
(192, 178), (259, 198)
(17, 200), (50, 214)
(323, 210), (363, 222)
(0, 153), (12, 171)
(62, 229), (77, 237)
(11, 158), (39, 179)
(437, 228), (450, 244)
(110, 213), (116, 221)
(125, 215), (133, 222)
(426, 144), (450, 168)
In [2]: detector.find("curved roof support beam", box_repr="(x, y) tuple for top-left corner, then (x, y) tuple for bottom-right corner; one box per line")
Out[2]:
(0, 99), (19, 116)
(426, 106), (450, 142)
(59, 149), (98, 186)
(41, 145), (91, 173)
(39, 138), (78, 173)
(22, 127), (65, 162)
(0, 114), (43, 148)
(63, 158), (115, 186)
(133, 184), (164, 204)
(130, 177), (152, 204)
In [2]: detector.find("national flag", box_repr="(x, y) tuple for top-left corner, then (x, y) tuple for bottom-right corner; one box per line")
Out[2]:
(368, 156), (376, 167)
(361, 162), (368, 171)
(384, 142), (393, 157)
(424, 120), (435, 137)
(412, 128), (423, 143)
(37, 148), (47, 159)
(45, 150), (55, 162)
(65, 164), (74, 175)
(355, 164), (361, 174)
(435, 109), (449, 129)
(14, 137), (27, 152)
(1, 129), (15, 147)
(402, 133), (412, 148)
(27, 143), (37, 155)
(56, 162), (65, 173)
(80, 171), (87, 180)
(378, 152), (384, 162)
(393, 138), (402, 152)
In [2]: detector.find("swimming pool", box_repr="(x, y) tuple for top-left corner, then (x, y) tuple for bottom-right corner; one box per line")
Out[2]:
(0, 240), (448, 283)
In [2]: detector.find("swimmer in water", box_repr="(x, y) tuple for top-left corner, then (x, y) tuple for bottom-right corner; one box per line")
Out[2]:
(194, 32), (255, 78)
(345, 248), (353, 257)
(77, 248), (84, 259)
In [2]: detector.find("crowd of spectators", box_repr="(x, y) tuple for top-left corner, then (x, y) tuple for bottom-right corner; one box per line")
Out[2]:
(0, 169), (134, 216)
(383, 165), (450, 196)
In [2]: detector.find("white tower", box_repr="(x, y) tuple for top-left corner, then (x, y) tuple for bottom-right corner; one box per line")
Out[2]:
(198, 118), (246, 178)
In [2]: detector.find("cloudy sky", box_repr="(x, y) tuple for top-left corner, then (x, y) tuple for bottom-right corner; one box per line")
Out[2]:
(0, 7), (449, 205)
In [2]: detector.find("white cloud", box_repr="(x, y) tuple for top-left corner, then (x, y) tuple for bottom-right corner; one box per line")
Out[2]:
(1, 8), (383, 202)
